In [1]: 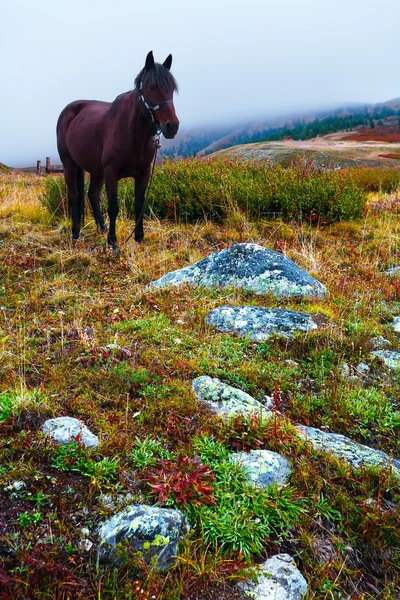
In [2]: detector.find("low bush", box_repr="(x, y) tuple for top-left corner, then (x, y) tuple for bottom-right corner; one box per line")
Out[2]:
(41, 159), (369, 224)
(345, 167), (400, 192)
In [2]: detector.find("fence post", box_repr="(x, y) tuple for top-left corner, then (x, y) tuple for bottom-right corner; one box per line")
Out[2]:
(36, 160), (41, 175)
(46, 157), (51, 173)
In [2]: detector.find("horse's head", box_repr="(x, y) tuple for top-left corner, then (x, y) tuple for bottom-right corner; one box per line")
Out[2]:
(136, 51), (179, 139)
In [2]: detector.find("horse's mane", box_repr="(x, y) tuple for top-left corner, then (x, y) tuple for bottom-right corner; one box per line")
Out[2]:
(134, 63), (178, 93)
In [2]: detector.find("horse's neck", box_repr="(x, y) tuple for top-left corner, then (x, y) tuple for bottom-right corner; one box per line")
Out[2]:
(128, 92), (153, 154)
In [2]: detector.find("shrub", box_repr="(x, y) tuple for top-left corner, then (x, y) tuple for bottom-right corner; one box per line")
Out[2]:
(345, 167), (400, 192)
(41, 159), (369, 225)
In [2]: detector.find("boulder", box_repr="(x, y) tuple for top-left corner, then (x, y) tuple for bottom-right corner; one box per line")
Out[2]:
(42, 417), (99, 447)
(192, 376), (269, 418)
(297, 426), (400, 478)
(392, 317), (400, 333)
(97, 504), (189, 570)
(150, 243), (326, 298)
(238, 553), (308, 600)
(206, 306), (318, 341)
(230, 449), (291, 488)
(371, 350), (400, 370)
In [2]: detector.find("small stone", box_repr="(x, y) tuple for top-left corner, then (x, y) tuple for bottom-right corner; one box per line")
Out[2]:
(238, 553), (308, 599)
(356, 362), (370, 376)
(149, 243), (327, 298)
(340, 363), (350, 378)
(42, 417), (99, 447)
(371, 337), (391, 349)
(97, 504), (189, 570)
(5, 481), (26, 492)
(371, 350), (400, 370)
(206, 306), (318, 341)
(230, 449), (292, 488)
(192, 376), (269, 418)
(297, 426), (400, 478)
(392, 317), (400, 333)
(285, 359), (299, 368)
(385, 266), (400, 277)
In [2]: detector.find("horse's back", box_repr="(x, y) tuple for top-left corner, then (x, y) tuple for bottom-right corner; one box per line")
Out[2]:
(57, 100), (111, 170)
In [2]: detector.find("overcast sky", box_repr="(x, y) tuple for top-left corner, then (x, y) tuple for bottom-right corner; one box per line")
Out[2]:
(1, 0), (399, 166)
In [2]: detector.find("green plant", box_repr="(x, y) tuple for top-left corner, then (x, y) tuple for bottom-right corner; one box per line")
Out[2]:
(51, 442), (119, 486)
(18, 511), (42, 528)
(130, 435), (172, 469)
(186, 436), (305, 558)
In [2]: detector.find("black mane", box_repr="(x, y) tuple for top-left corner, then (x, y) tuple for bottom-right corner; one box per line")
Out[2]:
(135, 63), (178, 93)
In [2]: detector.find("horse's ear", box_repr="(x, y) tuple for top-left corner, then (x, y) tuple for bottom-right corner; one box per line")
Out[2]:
(145, 51), (155, 70)
(163, 54), (172, 70)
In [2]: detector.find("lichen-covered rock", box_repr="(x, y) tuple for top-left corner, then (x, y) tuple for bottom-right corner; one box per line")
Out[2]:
(97, 505), (189, 570)
(238, 553), (308, 599)
(42, 417), (99, 447)
(392, 317), (400, 333)
(385, 265), (400, 277)
(149, 243), (326, 298)
(206, 306), (318, 341)
(371, 350), (400, 370)
(297, 426), (400, 478)
(192, 376), (269, 418)
(230, 449), (291, 488)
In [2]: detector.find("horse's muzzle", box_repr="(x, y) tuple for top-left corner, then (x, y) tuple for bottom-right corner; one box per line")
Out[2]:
(162, 121), (179, 139)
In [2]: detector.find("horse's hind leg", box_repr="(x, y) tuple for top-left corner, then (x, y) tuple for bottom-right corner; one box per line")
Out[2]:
(63, 161), (81, 242)
(88, 172), (108, 233)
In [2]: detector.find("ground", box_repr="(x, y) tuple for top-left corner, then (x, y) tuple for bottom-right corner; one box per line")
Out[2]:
(0, 170), (399, 599)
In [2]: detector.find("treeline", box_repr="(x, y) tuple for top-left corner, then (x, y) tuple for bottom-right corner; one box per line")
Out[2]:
(239, 106), (400, 145)
(161, 105), (400, 158)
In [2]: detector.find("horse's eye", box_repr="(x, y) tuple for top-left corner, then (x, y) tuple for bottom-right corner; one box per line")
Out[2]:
(149, 85), (156, 93)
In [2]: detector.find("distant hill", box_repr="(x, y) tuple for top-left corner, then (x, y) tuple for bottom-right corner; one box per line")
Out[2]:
(0, 162), (11, 172)
(208, 136), (400, 169)
(160, 98), (400, 159)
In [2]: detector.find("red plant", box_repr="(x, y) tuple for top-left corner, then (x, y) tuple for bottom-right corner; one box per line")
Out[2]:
(223, 413), (265, 452)
(147, 454), (216, 506)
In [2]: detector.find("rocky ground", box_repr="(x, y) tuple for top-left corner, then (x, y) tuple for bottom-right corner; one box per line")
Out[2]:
(0, 171), (399, 599)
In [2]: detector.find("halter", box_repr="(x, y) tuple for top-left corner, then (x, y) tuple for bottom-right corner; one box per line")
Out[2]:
(139, 78), (174, 134)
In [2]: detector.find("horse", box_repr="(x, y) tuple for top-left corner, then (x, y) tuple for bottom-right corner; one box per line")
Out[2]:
(56, 51), (179, 255)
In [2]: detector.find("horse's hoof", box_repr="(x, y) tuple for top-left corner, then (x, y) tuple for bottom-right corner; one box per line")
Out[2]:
(135, 235), (144, 244)
(72, 236), (80, 246)
(112, 246), (120, 257)
(98, 224), (109, 234)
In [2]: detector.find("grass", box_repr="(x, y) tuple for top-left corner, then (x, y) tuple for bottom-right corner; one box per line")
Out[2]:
(0, 167), (399, 598)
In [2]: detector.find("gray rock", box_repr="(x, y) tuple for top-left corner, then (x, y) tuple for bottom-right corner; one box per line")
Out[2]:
(297, 426), (400, 478)
(97, 504), (189, 570)
(385, 266), (400, 276)
(340, 362), (351, 378)
(371, 336), (391, 349)
(392, 317), (400, 333)
(238, 553), (308, 599)
(42, 417), (99, 447)
(150, 243), (327, 298)
(192, 376), (269, 418)
(230, 449), (291, 488)
(206, 306), (318, 341)
(371, 350), (400, 370)
(356, 362), (370, 376)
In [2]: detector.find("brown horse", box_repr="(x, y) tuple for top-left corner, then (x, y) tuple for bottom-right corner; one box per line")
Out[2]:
(56, 51), (179, 254)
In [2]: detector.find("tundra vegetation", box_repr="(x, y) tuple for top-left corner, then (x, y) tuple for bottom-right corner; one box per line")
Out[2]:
(0, 159), (399, 599)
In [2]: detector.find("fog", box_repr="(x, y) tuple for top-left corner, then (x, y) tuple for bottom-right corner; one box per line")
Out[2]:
(1, 0), (399, 166)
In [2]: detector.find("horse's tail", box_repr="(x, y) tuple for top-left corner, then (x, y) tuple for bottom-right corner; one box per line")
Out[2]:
(76, 166), (85, 227)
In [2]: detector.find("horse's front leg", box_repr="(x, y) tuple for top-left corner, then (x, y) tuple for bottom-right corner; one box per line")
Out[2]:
(134, 166), (151, 243)
(104, 170), (120, 255)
